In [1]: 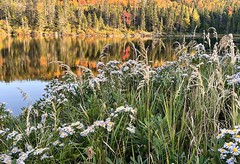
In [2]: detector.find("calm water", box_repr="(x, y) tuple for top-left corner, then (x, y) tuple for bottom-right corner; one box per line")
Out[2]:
(0, 36), (239, 116)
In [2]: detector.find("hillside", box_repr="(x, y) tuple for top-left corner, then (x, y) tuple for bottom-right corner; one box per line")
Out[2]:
(0, 0), (239, 36)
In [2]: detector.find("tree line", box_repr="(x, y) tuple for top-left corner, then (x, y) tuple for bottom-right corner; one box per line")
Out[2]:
(0, 0), (239, 36)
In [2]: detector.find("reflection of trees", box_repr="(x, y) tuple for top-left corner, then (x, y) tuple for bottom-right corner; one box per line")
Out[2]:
(0, 36), (179, 82)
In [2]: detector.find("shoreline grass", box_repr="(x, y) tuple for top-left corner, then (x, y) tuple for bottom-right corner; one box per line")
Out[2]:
(0, 33), (240, 163)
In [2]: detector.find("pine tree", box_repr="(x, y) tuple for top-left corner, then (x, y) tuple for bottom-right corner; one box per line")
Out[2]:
(92, 12), (99, 30)
(98, 14), (105, 29)
(140, 0), (146, 31)
(87, 13), (92, 28)
(152, 5), (159, 32)
(81, 13), (88, 29)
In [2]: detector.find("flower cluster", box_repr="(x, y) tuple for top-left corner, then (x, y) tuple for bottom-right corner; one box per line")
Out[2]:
(80, 105), (137, 137)
(226, 72), (240, 86)
(80, 118), (114, 137)
(58, 121), (84, 138)
(217, 126), (240, 163)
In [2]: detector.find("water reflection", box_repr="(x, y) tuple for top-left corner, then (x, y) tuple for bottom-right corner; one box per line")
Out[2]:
(0, 36), (181, 82)
(1, 36), (240, 82)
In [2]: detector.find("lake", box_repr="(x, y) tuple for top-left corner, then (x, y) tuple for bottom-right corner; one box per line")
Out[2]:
(0, 35), (239, 116)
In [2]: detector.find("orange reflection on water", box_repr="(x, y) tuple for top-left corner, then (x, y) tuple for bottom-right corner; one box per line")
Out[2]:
(0, 36), (177, 82)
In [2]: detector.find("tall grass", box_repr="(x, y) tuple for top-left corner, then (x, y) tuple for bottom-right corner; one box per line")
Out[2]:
(0, 33), (240, 163)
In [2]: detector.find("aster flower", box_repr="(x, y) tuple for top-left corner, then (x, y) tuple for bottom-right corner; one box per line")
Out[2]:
(218, 148), (229, 154)
(229, 129), (239, 135)
(0, 130), (6, 136)
(106, 121), (114, 132)
(220, 153), (227, 159)
(33, 148), (49, 156)
(59, 126), (75, 138)
(224, 142), (236, 150)
(94, 120), (106, 128)
(52, 140), (61, 146)
(230, 146), (240, 156)
(80, 126), (95, 137)
(17, 152), (30, 164)
(59, 130), (68, 138)
(126, 124), (136, 134)
(7, 131), (18, 140)
(216, 133), (225, 139)
(41, 113), (48, 124)
(14, 134), (23, 142)
(40, 154), (53, 161)
(226, 156), (237, 164)
(0, 154), (12, 164)
(11, 147), (20, 154)
(115, 106), (125, 113)
(233, 135), (240, 142)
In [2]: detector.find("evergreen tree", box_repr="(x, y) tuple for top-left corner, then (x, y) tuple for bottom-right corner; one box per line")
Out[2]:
(92, 12), (99, 30)
(152, 5), (159, 32)
(140, 0), (146, 31)
(81, 13), (88, 29)
(98, 14), (105, 29)
(87, 13), (92, 28)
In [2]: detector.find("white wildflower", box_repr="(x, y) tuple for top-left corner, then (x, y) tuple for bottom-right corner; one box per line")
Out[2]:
(0, 154), (12, 164)
(220, 153), (227, 159)
(126, 124), (136, 134)
(230, 146), (240, 156)
(40, 154), (53, 160)
(52, 140), (61, 146)
(226, 156), (237, 164)
(41, 113), (48, 124)
(0, 130), (6, 136)
(33, 148), (49, 156)
(228, 129), (239, 135)
(37, 123), (43, 129)
(115, 106), (125, 113)
(17, 152), (29, 164)
(70, 121), (82, 127)
(7, 131), (18, 140)
(218, 148), (229, 154)
(216, 133), (225, 139)
(14, 134), (23, 142)
(106, 121), (114, 132)
(59, 130), (68, 138)
(25, 143), (34, 151)
(59, 126), (75, 138)
(94, 120), (106, 128)
(123, 66), (130, 72)
(11, 147), (19, 154)
(80, 125), (95, 137)
(80, 129), (90, 137)
(233, 135), (240, 142)
(224, 142), (236, 150)
(124, 106), (133, 112)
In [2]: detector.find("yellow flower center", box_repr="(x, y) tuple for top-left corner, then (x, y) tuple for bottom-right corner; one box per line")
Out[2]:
(233, 129), (237, 133)
(227, 142), (232, 147)
(233, 147), (238, 153)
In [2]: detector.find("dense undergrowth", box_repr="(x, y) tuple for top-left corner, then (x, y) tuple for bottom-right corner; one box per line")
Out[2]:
(0, 32), (240, 163)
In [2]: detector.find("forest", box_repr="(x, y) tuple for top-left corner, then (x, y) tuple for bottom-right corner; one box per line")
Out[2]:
(0, 0), (240, 36)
